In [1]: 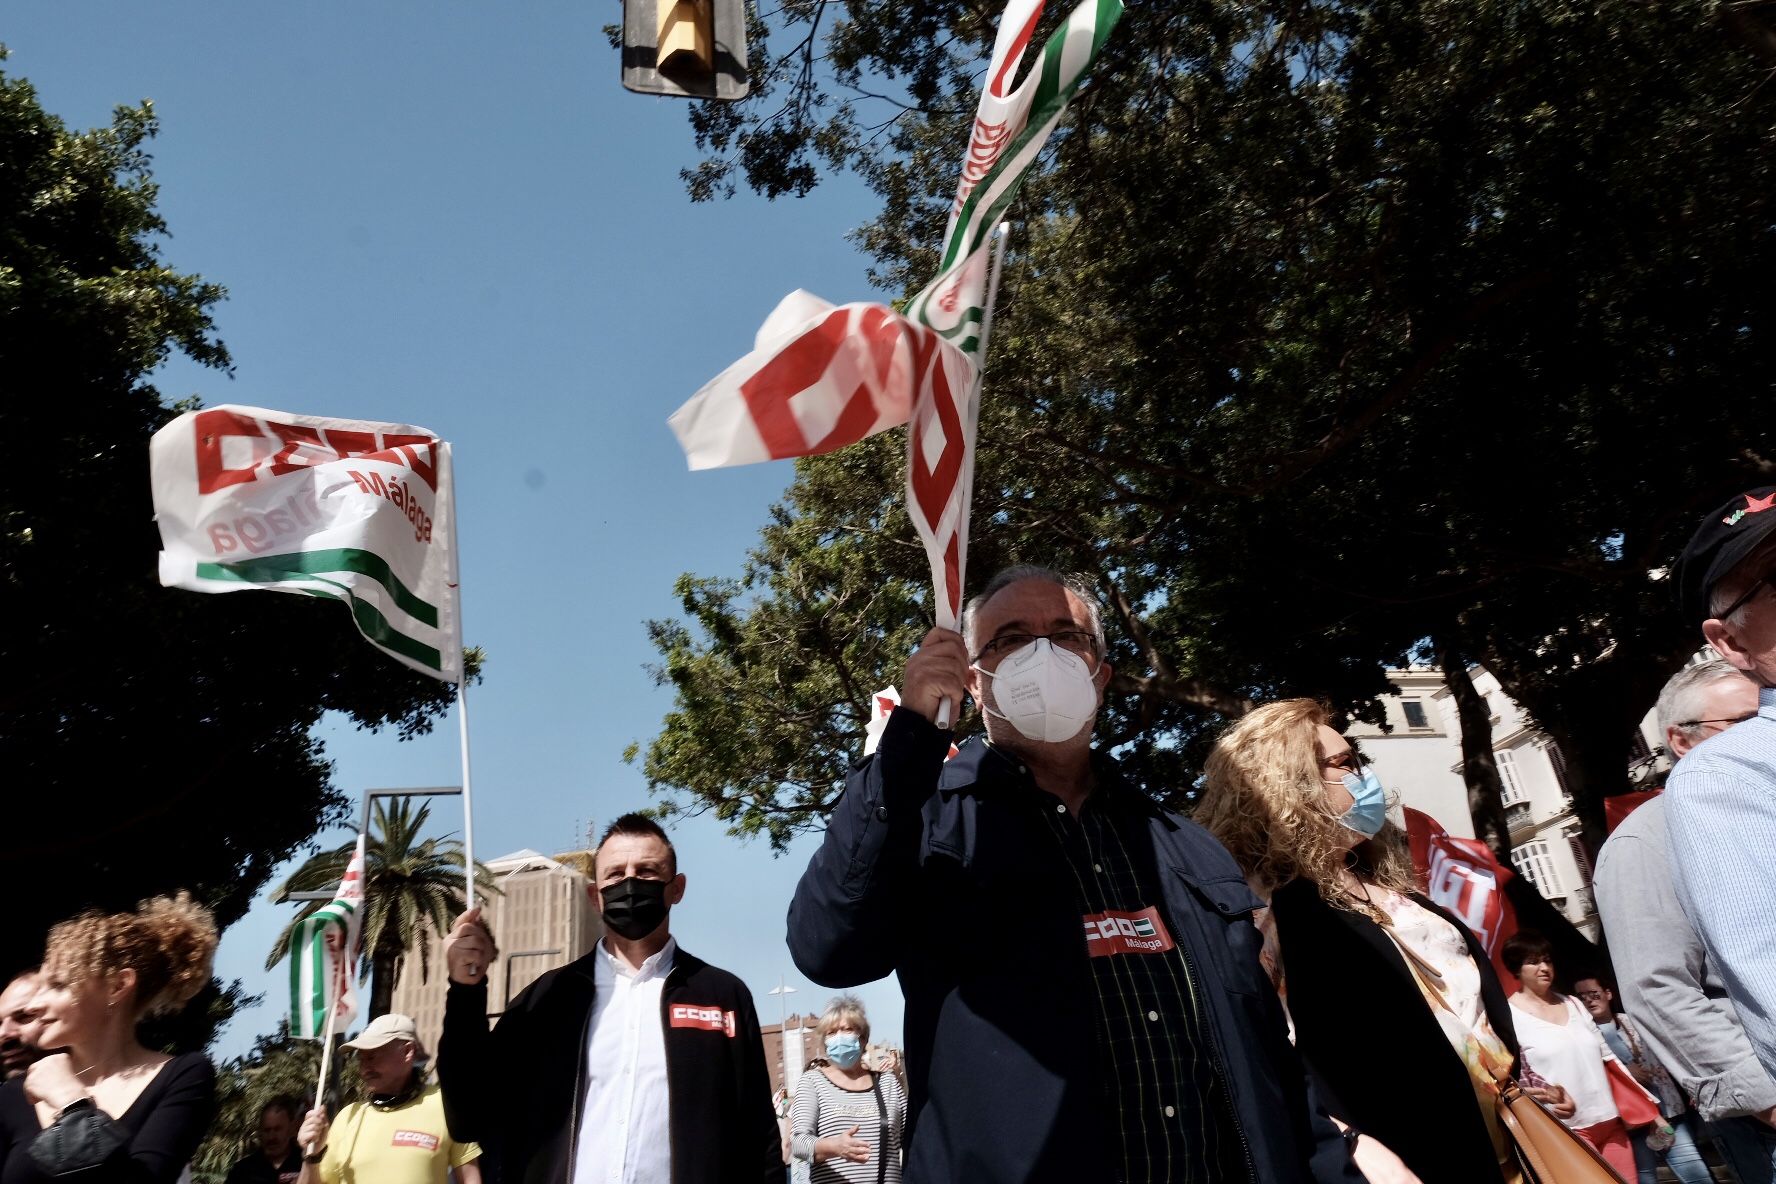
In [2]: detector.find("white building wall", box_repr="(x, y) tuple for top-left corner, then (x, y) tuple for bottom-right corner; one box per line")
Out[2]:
(1348, 666), (1618, 939)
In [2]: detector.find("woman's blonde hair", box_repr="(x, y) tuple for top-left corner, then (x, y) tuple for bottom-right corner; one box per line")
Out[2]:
(817, 994), (870, 1045)
(44, 892), (218, 1018)
(1196, 699), (1415, 917)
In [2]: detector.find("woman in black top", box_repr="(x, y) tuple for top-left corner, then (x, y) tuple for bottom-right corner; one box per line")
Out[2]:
(0, 893), (218, 1182)
(1198, 699), (1546, 1184)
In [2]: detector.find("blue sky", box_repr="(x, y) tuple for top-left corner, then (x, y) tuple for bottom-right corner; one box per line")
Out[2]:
(8, 1), (907, 1055)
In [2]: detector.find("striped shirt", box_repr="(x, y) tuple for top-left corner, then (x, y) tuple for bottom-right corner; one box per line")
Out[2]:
(1032, 781), (1247, 1184)
(789, 1067), (906, 1184)
(1668, 685), (1776, 1087)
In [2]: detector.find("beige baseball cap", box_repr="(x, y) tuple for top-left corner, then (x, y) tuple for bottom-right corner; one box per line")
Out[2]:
(342, 1013), (420, 1051)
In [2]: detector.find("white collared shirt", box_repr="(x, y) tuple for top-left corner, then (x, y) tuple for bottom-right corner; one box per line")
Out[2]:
(573, 937), (676, 1184)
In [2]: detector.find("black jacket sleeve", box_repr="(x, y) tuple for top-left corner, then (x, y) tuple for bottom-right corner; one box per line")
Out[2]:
(786, 707), (950, 987)
(727, 990), (787, 1183)
(438, 978), (525, 1145)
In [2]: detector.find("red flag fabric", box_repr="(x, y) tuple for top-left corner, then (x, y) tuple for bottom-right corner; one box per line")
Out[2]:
(1404, 807), (1523, 992)
(1605, 790), (1661, 835)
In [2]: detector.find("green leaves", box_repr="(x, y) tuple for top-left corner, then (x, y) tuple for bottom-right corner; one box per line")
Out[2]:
(640, 0), (1776, 843)
(0, 64), (473, 975)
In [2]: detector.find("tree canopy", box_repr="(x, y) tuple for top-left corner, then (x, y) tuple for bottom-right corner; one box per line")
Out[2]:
(636, 0), (1776, 854)
(0, 59), (475, 977)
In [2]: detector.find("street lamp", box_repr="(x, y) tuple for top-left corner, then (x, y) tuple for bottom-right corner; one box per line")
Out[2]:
(495, 949), (563, 1017)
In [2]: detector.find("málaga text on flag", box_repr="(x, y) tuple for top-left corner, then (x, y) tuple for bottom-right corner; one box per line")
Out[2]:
(666, 0), (1122, 632)
(150, 405), (462, 681)
(290, 834), (366, 1040)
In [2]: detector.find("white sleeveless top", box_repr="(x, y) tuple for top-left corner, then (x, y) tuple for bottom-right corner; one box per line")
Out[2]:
(1509, 994), (1620, 1128)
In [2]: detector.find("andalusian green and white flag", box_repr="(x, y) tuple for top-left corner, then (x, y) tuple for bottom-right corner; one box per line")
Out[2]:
(670, 0), (1122, 633)
(289, 835), (365, 1040)
(902, 0), (1123, 362)
(150, 405), (462, 681)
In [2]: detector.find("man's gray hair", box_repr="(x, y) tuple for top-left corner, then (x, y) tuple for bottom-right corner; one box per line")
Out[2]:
(1656, 657), (1751, 736)
(960, 565), (1106, 657)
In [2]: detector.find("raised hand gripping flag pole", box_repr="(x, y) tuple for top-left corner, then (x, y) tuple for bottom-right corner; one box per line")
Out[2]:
(149, 405), (478, 907)
(289, 833), (365, 1147)
(669, 0), (1122, 697)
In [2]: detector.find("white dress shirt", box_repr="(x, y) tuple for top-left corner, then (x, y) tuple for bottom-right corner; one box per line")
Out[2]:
(573, 937), (676, 1184)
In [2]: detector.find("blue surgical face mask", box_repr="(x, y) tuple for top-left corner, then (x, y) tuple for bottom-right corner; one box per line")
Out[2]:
(825, 1033), (863, 1069)
(1335, 769), (1388, 838)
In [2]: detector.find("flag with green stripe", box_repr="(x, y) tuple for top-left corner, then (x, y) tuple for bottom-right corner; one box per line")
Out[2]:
(289, 834), (365, 1040)
(903, 0), (1124, 358)
(150, 404), (462, 681)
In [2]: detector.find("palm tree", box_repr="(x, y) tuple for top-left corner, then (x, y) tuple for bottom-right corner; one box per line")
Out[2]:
(266, 798), (498, 1020)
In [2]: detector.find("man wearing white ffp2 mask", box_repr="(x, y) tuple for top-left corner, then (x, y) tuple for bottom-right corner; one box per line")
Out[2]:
(787, 565), (1367, 1184)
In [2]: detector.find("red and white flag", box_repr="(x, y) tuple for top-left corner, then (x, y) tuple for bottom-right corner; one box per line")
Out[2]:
(670, 293), (971, 471)
(667, 0), (1124, 631)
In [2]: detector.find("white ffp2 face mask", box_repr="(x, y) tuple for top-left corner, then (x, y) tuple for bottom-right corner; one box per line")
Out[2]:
(974, 637), (1102, 744)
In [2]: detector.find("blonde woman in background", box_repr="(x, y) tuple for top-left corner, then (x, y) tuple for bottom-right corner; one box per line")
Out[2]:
(1198, 699), (1536, 1184)
(790, 996), (905, 1184)
(0, 894), (218, 1182)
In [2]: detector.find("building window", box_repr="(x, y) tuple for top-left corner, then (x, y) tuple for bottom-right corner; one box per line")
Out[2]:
(1566, 832), (1593, 883)
(1497, 749), (1529, 807)
(1546, 743), (1573, 796)
(1403, 700), (1430, 729)
(1513, 839), (1563, 900)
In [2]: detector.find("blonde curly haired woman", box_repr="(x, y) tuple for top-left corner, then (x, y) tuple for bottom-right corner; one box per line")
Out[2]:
(0, 894), (218, 1182)
(1198, 699), (1533, 1184)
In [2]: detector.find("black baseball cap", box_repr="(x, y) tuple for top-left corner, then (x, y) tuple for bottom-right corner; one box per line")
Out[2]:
(1675, 486), (1776, 623)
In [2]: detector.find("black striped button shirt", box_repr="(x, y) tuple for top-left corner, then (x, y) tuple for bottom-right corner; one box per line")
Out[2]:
(1032, 781), (1250, 1184)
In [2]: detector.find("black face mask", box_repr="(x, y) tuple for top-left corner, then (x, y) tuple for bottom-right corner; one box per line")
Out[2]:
(600, 876), (670, 940)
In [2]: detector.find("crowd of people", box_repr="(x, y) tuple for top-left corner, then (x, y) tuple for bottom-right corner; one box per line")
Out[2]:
(5, 487), (1776, 1184)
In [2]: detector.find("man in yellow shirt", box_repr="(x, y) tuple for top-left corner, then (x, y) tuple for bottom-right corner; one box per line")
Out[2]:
(298, 1013), (482, 1184)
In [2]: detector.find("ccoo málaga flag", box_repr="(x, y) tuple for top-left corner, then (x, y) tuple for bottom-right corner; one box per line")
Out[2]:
(150, 405), (462, 681)
(290, 834), (366, 1040)
(668, 0), (1122, 628)
(901, 0), (1122, 626)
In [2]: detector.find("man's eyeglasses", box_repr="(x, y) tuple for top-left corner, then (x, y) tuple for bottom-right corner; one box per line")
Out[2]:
(973, 629), (1099, 663)
(1718, 574), (1776, 621)
(1574, 989), (1607, 1001)
(1678, 713), (1758, 730)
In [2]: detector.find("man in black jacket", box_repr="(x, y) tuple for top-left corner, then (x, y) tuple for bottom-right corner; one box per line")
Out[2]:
(438, 814), (781, 1184)
(789, 565), (1369, 1184)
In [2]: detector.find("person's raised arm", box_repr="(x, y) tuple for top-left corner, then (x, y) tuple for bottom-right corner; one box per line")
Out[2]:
(787, 628), (963, 987)
(437, 908), (506, 1143)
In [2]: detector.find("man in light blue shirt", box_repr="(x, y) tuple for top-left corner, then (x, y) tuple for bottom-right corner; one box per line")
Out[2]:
(1597, 658), (1774, 1181)
(1667, 486), (1776, 1154)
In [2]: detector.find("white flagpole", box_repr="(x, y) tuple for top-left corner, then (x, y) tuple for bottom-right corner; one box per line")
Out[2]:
(935, 221), (1013, 731)
(457, 684), (477, 911)
(307, 982), (343, 1156)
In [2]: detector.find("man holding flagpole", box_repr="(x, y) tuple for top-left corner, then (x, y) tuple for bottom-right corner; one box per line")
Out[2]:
(296, 1014), (482, 1184)
(790, 566), (1371, 1184)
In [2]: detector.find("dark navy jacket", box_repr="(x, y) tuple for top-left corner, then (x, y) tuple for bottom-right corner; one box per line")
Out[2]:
(788, 708), (1365, 1184)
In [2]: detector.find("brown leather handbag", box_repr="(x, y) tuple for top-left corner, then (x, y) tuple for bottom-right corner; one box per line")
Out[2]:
(1495, 1083), (1627, 1184)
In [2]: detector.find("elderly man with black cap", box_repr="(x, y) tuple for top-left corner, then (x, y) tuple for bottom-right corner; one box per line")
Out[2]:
(297, 1013), (482, 1184)
(1668, 487), (1776, 1094)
